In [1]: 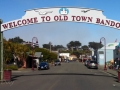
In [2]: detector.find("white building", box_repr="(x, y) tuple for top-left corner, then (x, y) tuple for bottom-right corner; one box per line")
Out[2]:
(59, 53), (70, 59)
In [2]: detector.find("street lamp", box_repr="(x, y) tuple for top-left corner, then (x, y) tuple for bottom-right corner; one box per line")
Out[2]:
(31, 37), (38, 71)
(100, 37), (107, 71)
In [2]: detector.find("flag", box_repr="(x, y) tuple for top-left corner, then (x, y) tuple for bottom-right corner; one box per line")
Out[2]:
(115, 39), (117, 42)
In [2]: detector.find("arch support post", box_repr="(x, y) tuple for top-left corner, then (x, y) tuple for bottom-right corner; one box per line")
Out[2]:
(0, 19), (3, 80)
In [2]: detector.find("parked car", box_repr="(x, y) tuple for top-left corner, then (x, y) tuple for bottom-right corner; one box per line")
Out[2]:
(66, 59), (69, 63)
(87, 60), (98, 69)
(38, 62), (50, 70)
(64, 59), (69, 63)
(83, 58), (87, 62)
(84, 60), (89, 66)
(54, 60), (61, 66)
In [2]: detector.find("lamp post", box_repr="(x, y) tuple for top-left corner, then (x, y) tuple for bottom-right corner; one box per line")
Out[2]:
(100, 37), (107, 71)
(31, 37), (38, 71)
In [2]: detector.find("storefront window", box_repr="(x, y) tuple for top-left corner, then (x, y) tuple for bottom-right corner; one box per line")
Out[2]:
(99, 51), (104, 54)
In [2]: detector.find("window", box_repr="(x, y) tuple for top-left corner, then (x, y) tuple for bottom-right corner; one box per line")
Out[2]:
(99, 51), (104, 54)
(116, 50), (119, 55)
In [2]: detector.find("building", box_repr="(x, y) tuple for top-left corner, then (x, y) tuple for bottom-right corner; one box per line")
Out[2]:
(69, 55), (77, 60)
(26, 52), (42, 68)
(59, 53), (70, 61)
(97, 42), (119, 65)
(59, 53), (70, 59)
(113, 43), (120, 69)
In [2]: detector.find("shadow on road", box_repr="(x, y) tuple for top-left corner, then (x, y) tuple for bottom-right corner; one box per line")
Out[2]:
(11, 72), (118, 81)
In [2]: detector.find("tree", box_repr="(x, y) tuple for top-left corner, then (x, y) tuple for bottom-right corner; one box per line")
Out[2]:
(74, 41), (81, 51)
(67, 43), (71, 50)
(43, 44), (50, 49)
(67, 41), (81, 51)
(3, 40), (13, 63)
(43, 43), (64, 51)
(81, 45), (89, 50)
(53, 45), (64, 51)
(88, 42), (103, 51)
(34, 48), (57, 62)
(71, 51), (80, 58)
(67, 41), (75, 51)
(43, 42), (54, 50)
(3, 39), (30, 65)
(8, 36), (24, 43)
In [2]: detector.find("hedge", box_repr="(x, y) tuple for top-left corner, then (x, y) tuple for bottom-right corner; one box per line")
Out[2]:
(4, 64), (18, 70)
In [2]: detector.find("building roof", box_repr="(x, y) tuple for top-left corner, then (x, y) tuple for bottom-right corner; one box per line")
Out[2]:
(34, 52), (42, 57)
(100, 42), (119, 50)
(27, 52), (42, 57)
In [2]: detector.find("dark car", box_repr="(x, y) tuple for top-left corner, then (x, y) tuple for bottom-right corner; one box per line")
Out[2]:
(38, 62), (50, 70)
(54, 60), (61, 66)
(87, 60), (98, 69)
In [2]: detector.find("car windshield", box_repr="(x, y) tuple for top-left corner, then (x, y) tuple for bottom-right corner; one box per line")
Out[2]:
(40, 62), (47, 65)
(55, 60), (60, 62)
(90, 61), (97, 64)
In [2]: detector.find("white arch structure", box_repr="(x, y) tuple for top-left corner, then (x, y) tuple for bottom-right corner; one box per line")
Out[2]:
(1, 7), (120, 31)
(1, 7), (120, 79)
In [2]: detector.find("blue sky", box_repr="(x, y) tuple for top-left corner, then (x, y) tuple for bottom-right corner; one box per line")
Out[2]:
(1, 0), (120, 47)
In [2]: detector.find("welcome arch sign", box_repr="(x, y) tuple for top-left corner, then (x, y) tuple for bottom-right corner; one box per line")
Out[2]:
(1, 7), (120, 80)
(1, 7), (120, 31)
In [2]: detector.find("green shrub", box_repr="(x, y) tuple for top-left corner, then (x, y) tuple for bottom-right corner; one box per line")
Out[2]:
(4, 64), (18, 70)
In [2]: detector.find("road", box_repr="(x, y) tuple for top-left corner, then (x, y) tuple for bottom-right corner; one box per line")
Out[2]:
(0, 61), (120, 90)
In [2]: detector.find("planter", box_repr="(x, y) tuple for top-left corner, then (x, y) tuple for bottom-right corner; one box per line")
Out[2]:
(3, 70), (12, 81)
(118, 71), (120, 82)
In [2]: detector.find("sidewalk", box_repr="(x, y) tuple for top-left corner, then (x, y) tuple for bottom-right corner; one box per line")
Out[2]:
(98, 65), (118, 77)
(12, 68), (34, 72)
(12, 63), (54, 72)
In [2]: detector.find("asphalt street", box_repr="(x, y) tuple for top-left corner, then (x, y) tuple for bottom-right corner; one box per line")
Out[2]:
(0, 61), (120, 90)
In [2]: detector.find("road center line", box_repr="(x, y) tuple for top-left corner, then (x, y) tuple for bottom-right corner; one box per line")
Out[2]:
(47, 79), (60, 90)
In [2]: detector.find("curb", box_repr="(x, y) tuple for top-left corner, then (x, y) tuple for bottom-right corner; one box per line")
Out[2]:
(98, 66), (118, 77)
(99, 69), (117, 77)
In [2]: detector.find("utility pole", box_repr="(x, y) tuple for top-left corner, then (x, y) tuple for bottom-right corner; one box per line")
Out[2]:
(49, 42), (51, 53)
(57, 49), (59, 59)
